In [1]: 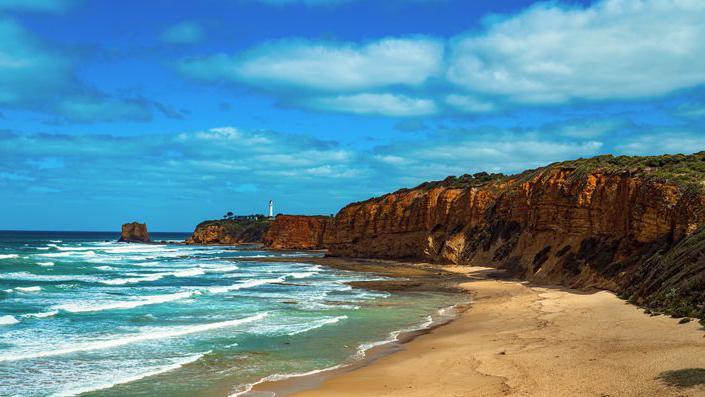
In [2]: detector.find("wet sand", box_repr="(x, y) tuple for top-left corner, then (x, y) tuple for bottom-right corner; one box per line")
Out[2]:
(240, 259), (705, 397)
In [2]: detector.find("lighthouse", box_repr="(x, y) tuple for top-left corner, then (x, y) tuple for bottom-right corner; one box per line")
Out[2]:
(268, 200), (274, 219)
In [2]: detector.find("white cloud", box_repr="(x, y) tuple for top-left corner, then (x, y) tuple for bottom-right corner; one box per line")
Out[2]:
(374, 133), (605, 182)
(308, 93), (437, 116)
(614, 131), (705, 155)
(447, 0), (705, 104)
(179, 37), (444, 91)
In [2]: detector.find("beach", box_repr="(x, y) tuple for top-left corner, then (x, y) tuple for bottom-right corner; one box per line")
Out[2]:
(249, 264), (705, 397)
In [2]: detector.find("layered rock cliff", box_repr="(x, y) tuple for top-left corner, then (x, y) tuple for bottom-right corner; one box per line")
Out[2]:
(269, 153), (705, 318)
(185, 219), (272, 245)
(118, 222), (150, 243)
(263, 215), (331, 249)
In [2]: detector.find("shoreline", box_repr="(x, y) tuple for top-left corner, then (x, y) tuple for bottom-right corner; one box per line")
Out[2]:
(228, 256), (477, 397)
(235, 258), (705, 397)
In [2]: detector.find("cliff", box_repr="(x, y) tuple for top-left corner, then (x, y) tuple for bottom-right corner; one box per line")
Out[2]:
(118, 222), (150, 243)
(263, 215), (332, 249)
(269, 152), (705, 319)
(185, 218), (272, 245)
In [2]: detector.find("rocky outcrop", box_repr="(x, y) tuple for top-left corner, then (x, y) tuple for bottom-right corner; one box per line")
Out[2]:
(185, 219), (271, 245)
(263, 215), (332, 249)
(266, 153), (705, 319)
(119, 222), (150, 243)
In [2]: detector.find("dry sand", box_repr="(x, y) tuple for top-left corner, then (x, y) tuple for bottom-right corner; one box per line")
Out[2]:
(283, 266), (705, 397)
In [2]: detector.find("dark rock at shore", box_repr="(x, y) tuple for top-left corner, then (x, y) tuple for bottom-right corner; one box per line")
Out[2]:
(119, 222), (150, 243)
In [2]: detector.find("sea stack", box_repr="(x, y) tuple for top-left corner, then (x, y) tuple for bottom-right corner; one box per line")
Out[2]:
(118, 222), (151, 243)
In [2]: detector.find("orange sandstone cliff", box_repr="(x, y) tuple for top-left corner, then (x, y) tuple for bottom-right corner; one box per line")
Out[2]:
(266, 153), (705, 318)
(263, 215), (331, 249)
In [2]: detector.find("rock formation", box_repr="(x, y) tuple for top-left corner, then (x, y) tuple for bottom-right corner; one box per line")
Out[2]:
(263, 215), (332, 249)
(118, 222), (151, 243)
(265, 153), (705, 319)
(185, 219), (271, 245)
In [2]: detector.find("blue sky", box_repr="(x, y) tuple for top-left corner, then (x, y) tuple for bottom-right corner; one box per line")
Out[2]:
(1, 0), (704, 231)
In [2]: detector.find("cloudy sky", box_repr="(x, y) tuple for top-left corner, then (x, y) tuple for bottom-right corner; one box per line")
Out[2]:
(1, 0), (705, 231)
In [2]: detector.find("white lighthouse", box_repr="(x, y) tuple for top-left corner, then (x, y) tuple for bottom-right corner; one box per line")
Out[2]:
(268, 200), (274, 219)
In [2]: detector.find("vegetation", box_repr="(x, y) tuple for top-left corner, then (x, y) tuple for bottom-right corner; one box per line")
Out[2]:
(195, 217), (270, 233)
(555, 151), (705, 187)
(413, 172), (506, 190)
(658, 368), (705, 388)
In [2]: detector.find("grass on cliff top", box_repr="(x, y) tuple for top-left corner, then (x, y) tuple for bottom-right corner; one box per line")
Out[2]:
(553, 151), (705, 187)
(195, 218), (271, 234)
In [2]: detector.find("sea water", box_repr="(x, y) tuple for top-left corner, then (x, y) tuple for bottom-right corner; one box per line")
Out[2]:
(0, 231), (463, 397)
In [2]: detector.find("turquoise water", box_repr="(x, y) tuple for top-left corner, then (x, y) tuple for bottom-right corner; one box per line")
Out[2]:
(0, 231), (462, 397)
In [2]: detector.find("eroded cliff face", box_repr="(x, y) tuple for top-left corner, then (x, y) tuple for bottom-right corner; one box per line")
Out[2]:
(263, 215), (331, 249)
(186, 219), (271, 245)
(327, 167), (705, 281)
(265, 157), (705, 318)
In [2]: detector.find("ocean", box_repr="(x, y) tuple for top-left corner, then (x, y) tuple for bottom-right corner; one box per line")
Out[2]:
(0, 231), (462, 397)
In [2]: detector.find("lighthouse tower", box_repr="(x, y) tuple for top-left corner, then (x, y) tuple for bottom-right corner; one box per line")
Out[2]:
(268, 200), (274, 219)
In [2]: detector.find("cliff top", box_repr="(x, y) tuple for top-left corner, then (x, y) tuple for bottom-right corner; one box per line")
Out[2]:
(349, 151), (705, 207)
(194, 218), (272, 232)
(551, 151), (705, 186)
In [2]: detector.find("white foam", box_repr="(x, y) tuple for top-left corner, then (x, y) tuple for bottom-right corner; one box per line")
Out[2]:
(15, 286), (41, 293)
(52, 352), (208, 397)
(24, 310), (59, 318)
(172, 268), (205, 277)
(36, 262), (54, 267)
(287, 271), (318, 280)
(206, 277), (285, 294)
(0, 254), (19, 260)
(0, 272), (100, 283)
(0, 312), (267, 362)
(37, 252), (74, 258)
(0, 315), (19, 325)
(229, 363), (346, 397)
(354, 314), (436, 360)
(99, 268), (206, 285)
(99, 274), (165, 285)
(286, 315), (347, 336)
(49, 240), (62, 243)
(54, 291), (198, 313)
(35, 247), (50, 251)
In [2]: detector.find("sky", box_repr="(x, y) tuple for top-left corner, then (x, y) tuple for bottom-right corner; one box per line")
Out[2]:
(1, 0), (705, 231)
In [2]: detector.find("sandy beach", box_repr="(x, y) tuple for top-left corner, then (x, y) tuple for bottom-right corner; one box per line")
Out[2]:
(245, 263), (705, 397)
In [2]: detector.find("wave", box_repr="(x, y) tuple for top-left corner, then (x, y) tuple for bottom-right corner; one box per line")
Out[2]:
(99, 268), (207, 285)
(286, 315), (347, 336)
(229, 363), (347, 397)
(24, 310), (59, 319)
(0, 312), (267, 362)
(36, 262), (54, 267)
(286, 271), (319, 280)
(37, 252), (74, 258)
(3, 286), (42, 294)
(52, 352), (209, 397)
(49, 240), (62, 243)
(0, 254), (19, 260)
(206, 277), (286, 294)
(0, 272), (100, 283)
(99, 274), (165, 285)
(0, 315), (19, 325)
(53, 291), (199, 313)
(15, 286), (42, 293)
